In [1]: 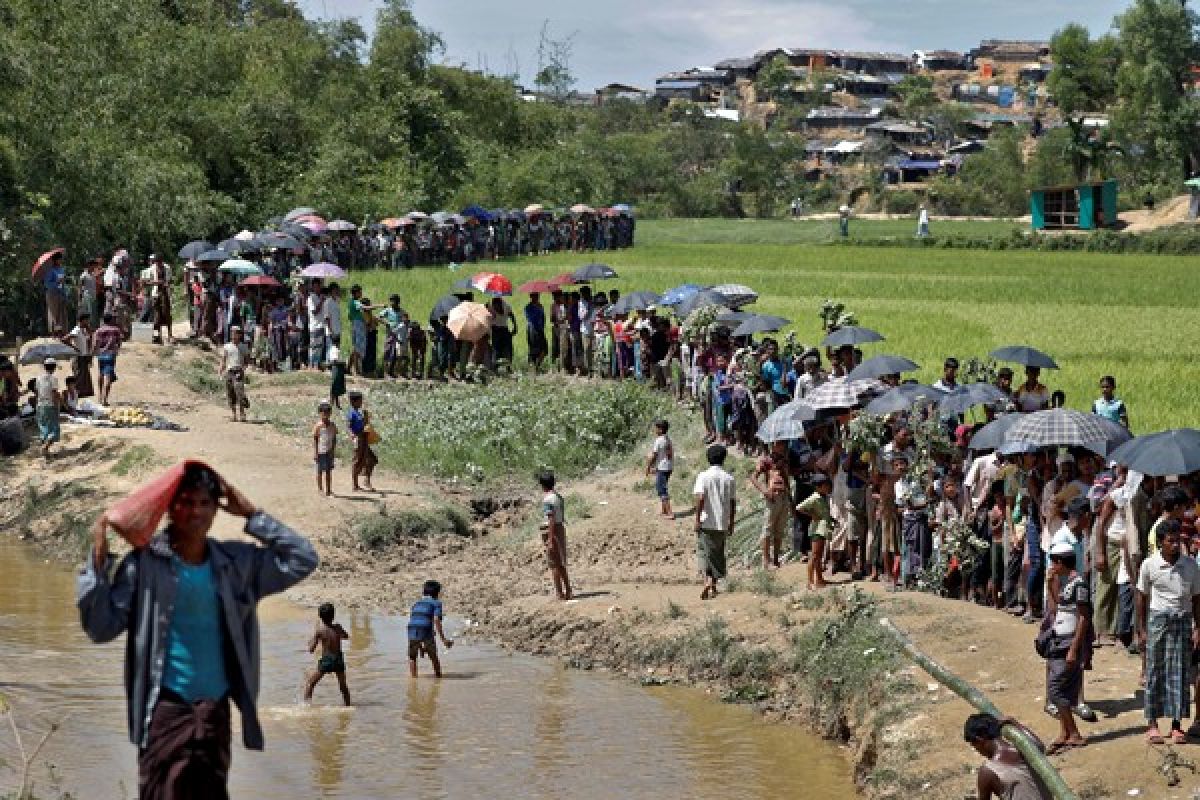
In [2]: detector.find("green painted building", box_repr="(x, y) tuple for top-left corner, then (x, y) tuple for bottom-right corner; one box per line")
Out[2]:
(1030, 180), (1118, 231)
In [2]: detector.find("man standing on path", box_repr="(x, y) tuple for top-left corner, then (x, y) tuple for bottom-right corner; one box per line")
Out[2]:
(79, 463), (318, 800)
(694, 444), (736, 600)
(916, 205), (930, 238)
(525, 292), (547, 372)
(1136, 520), (1200, 744)
(91, 312), (123, 406)
(43, 250), (68, 334)
(148, 255), (174, 345)
(218, 326), (249, 422)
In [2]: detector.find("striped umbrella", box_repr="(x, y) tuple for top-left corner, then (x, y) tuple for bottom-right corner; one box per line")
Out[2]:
(805, 378), (884, 411)
(710, 283), (758, 308)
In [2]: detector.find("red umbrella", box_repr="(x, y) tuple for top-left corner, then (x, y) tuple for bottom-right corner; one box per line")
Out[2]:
(516, 279), (560, 294)
(552, 272), (578, 286)
(470, 272), (513, 297)
(31, 248), (65, 281)
(240, 275), (282, 288)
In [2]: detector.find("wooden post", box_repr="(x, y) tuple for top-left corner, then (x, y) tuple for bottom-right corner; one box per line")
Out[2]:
(879, 617), (1078, 800)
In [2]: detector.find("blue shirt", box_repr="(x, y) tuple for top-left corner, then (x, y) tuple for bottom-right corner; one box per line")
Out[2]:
(43, 266), (65, 296)
(524, 302), (545, 331)
(161, 556), (229, 702)
(408, 597), (443, 641)
(761, 359), (785, 396)
(715, 369), (732, 404)
(346, 407), (365, 436)
(1093, 396), (1125, 424)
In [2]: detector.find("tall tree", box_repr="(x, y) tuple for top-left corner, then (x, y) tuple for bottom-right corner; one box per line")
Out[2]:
(1047, 23), (1118, 118)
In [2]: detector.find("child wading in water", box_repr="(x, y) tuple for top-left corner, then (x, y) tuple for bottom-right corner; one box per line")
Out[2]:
(303, 602), (351, 705)
(312, 401), (337, 496)
(539, 470), (573, 600)
(645, 418), (674, 518)
(408, 580), (453, 678)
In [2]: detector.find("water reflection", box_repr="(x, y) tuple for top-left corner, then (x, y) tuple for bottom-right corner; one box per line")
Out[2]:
(0, 539), (855, 799)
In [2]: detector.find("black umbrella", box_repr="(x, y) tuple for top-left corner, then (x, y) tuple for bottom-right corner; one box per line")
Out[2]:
(572, 263), (618, 281)
(968, 414), (1022, 451)
(864, 383), (941, 415)
(732, 315), (791, 337)
(988, 346), (1059, 370)
(19, 341), (79, 365)
(1110, 429), (1200, 476)
(676, 289), (733, 318)
(219, 237), (266, 255)
(281, 222), (315, 241)
(821, 325), (884, 348)
(194, 249), (230, 265)
(847, 354), (920, 381)
(261, 232), (305, 251)
(429, 294), (462, 323)
(450, 277), (475, 291)
(178, 240), (214, 261)
(938, 382), (1008, 417)
(1081, 417), (1133, 458)
(610, 291), (660, 314)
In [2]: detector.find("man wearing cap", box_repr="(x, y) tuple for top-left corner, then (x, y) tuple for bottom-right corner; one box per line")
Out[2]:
(1136, 520), (1200, 744)
(35, 358), (62, 455)
(1043, 537), (1092, 753)
(1046, 496), (1098, 722)
(932, 357), (959, 393)
(218, 326), (249, 423)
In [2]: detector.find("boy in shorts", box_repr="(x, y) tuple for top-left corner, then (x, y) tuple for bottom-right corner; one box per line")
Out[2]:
(408, 580), (453, 678)
(312, 401), (337, 496)
(796, 474), (833, 590)
(303, 602), (351, 705)
(645, 419), (674, 518)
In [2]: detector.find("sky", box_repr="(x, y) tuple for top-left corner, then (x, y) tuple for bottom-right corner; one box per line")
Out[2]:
(298, 0), (1131, 90)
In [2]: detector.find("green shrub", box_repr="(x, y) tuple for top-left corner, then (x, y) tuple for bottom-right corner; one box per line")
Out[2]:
(354, 507), (472, 550)
(885, 191), (920, 215)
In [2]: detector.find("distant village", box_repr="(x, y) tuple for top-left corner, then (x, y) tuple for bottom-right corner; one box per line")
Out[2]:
(569, 40), (1108, 193)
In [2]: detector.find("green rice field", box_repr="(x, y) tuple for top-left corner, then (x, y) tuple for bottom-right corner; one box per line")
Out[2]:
(355, 218), (1200, 433)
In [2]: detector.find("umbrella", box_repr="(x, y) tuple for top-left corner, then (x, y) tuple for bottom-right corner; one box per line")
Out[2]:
(573, 263), (617, 281)
(448, 213), (468, 226)
(429, 294), (462, 323)
(770, 398), (820, 423)
(380, 217), (407, 228)
(757, 405), (814, 443)
(1081, 417), (1133, 458)
(516, 280), (560, 294)
(178, 240), (214, 261)
(450, 277), (475, 292)
(710, 283), (758, 308)
(281, 222), (315, 240)
(430, 211), (452, 224)
(31, 248), (65, 281)
(240, 275), (282, 288)
(524, 203), (545, 215)
(805, 379), (884, 411)
(569, 203), (595, 214)
(732, 315), (791, 337)
(612, 203), (633, 214)
(988, 346), (1059, 370)
(848, 355), (920, 381)
(234, 229), (257, 241)
(447, 302), (493, 343)
(821, 326), (885, 348)
(1110, 429), (1200, 476)
(1004, 409), (1115, 448)
(327, 220), (357, 232)
(998, 440), (1042, 457)
(968, 414), (1023, 451)
(865, 384), (942, 415)
(284, 206), (318, 221)
(675, 289), (733, 318)
(19, 339), (79, 366)
(715, 310), (756, 324)
(609, 291), (661, 315)
(295, 215), (328, 234)
(194, 249), (230, 265)
(937, 382), (1008, 417)
(217, 259), (263, 277)
(551, 272), (578, 287)
(219, 237), (264, 255)
(300, 262), (347, 279)
(471, 272), (513, 297)
(659, 283), (704, 306)
(461, 205), (493, 222)
(261, 232), (305, 251)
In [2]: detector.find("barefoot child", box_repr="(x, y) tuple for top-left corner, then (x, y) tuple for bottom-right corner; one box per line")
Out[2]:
(312, 402), (337, 496)
(645, 419), (674, 518)
(408, 580), (453, 678)
(796, 474), (833, 590)
(539, 470), (574, 600)
(303, 602), (351, 705)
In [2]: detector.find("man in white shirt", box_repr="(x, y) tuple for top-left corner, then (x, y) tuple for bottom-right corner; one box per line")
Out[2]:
(693, 444), (736, 600)
(34, 358), (62, 455)
(963, 450), (1000, 518)
(931, 357), (959, 392)
(326, 284), (344, 358)
(218, 326), (249, 422)
(306, 284), (330, 369)
(1136, 520), (1200, 743)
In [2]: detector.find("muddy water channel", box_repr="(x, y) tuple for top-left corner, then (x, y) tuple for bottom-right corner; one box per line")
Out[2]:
(0, 539), (855, 798)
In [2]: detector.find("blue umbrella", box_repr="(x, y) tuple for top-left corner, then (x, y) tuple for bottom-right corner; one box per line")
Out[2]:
(461, 205), (493, 222)
(660, 283), (704, 306)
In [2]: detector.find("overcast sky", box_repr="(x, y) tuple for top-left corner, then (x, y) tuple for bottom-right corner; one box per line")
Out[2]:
(299, 0), (1130, 89)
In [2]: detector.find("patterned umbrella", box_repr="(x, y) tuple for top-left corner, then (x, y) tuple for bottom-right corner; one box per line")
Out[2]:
(609, 291), (661, 314)
(659, 283), (704, 306)
(821, 326), (885, 348)
(300, 262), (347, 279)
(989, 345), (1059, 370)
(447, 302), (493, 343)
(1111, 429), (1200, 476)
(470, 272), (513, 297)
(757, 407), (811, 443)
(217, 259), (262, 277)
(864, 384), (941, 415)
(710, 283), (758, 308)
(1081, 416), (1133, 458)
(177, 240), (214, 261)
(572, 263), (618, 281)
(1004, 409), (1114, 448)
(805, 378), (884, 411)
(294, 214), (328, 234)
(848, 355), (920, 381)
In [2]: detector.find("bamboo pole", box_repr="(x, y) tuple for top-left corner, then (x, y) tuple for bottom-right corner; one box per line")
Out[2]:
(879, 617), (1078, 800)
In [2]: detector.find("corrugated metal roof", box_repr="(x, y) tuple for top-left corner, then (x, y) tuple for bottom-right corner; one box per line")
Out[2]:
(655, 81), (704, 90)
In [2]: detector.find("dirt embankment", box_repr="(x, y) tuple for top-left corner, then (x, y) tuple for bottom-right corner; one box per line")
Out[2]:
(2, 339), (1190, 799)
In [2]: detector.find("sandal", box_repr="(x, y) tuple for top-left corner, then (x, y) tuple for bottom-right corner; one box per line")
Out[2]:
(1171, 729), (1188, 744)
(1146, 728), (1165, 745)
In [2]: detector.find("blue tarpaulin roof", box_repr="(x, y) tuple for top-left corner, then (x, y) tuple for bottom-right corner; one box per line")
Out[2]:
(895, 160), (943, 170)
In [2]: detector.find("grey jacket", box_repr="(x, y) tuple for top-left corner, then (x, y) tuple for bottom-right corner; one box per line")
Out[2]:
(76, 512), (318, 750)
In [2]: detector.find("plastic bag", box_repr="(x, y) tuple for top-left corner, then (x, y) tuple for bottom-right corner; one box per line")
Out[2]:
(104, 459), (214, 547)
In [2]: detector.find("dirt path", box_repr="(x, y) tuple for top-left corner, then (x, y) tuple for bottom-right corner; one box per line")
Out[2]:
(6, 336), (1199, 799)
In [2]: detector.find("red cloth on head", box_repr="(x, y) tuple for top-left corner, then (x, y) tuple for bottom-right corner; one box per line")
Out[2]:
(105, 460), (216, 547)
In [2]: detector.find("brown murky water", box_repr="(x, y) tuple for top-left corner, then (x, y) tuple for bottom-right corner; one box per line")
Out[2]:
(0, 539), (855, 798)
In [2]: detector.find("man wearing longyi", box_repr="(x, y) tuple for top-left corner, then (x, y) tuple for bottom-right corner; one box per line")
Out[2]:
(77, 461), (318, 800)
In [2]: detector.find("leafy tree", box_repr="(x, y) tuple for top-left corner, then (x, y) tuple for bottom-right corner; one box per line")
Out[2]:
(1047, 23), (1118, 117)
(894, 75), (937, 122)
(755, 55), (793, 103)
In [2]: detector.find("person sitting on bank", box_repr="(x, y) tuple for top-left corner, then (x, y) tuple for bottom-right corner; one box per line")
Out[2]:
(963, 713), (1051, 800)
